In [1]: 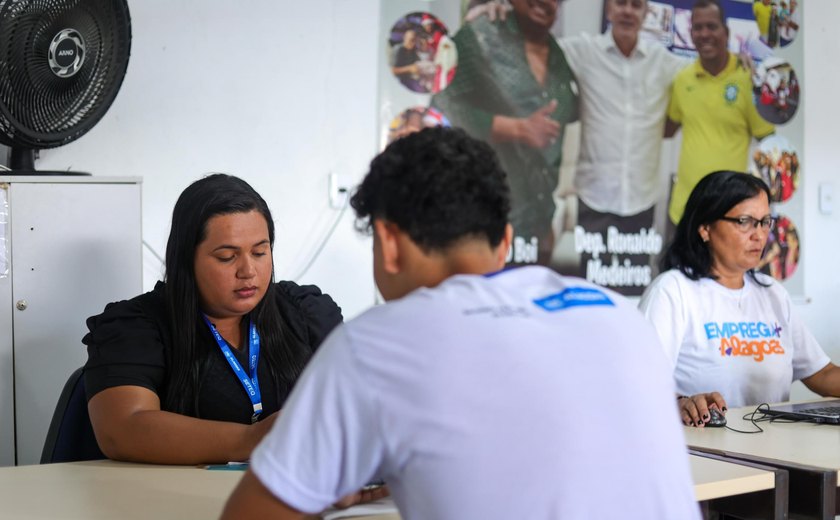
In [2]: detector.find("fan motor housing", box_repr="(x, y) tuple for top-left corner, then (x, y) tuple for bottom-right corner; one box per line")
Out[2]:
(48, 28), (86, 78)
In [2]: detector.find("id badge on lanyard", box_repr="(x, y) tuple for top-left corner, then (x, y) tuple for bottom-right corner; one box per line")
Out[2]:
(203, 315), (263, 423)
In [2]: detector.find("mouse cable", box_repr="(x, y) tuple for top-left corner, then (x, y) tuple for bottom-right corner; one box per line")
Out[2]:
(725, 403), (828, 433)
(722, 403), (770, 434)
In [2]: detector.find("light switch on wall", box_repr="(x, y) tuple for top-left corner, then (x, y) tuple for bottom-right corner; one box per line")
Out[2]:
(819, 182), (834, 215)
(329, 173), (350, 209)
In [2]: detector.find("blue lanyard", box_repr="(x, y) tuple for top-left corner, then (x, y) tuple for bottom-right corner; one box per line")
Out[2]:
(202, 315), (263, 423)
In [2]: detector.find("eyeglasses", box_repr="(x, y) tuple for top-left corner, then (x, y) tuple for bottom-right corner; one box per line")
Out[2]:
(719, 216), (776, 232)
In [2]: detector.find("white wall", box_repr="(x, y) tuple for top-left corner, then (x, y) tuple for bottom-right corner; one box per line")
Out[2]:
(789, 0), (840, 400)
(11, 0), (840, 378)
(36, 0), (381, 319)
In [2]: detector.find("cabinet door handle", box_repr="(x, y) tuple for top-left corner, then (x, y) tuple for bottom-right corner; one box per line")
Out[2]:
(15, 300), (27, 311)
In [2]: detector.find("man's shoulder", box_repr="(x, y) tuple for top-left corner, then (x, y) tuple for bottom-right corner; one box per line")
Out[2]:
(668, 68), (698, 109)
(349, 267), (628, 325)
(721, 54), (752, 79)
(644, 41), (687, 65)
(728, 65), (756, 88)
(637, 37), (667, 57)
(673, 60), (700, 83)
(559, 31), (600, 51)
(486, 267), (636, 314)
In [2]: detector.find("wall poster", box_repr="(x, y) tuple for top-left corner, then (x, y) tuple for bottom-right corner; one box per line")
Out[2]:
(378, 0), (804, 296)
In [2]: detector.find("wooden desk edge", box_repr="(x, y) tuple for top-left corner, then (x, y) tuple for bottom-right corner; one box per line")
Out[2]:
(690, 451), (782, 501)
(691, 450), (788, 519)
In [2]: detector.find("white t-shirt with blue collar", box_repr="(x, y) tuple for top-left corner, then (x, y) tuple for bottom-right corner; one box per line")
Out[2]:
(251, 266), (699, 519)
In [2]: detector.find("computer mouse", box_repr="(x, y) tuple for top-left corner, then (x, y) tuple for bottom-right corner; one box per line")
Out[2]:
(706, 408), (726, 427)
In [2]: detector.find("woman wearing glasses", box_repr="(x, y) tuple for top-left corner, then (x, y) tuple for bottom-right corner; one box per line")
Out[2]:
(639, 171), (840, 427)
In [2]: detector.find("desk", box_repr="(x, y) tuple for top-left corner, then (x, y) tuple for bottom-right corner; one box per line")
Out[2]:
(690, 451), (786, 519)
(685, 399), (840, 520)
(0, 460), (398, 520)
(0, 456), (780, 519)
(691, 452), (779, 501)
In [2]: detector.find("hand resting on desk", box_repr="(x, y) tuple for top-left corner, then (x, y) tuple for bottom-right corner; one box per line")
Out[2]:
(334, 485), (391, 509)
(89, 386), (280, 464)
(678, 392), (728, 428)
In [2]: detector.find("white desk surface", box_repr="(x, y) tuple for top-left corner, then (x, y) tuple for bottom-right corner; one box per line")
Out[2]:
(0, 460), (237, 519)
(0, 460), (398, 520)
(0, 456), (776, 518)
(0, 454), (776, 519)
(689, 454), (776, 501)
(684, 399), (840, 481)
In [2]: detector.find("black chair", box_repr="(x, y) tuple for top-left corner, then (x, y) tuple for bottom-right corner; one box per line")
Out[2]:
(40, 367), (106, 464)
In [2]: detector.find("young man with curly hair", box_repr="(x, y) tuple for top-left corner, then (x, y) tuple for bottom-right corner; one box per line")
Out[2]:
(222, 127), (699, 519)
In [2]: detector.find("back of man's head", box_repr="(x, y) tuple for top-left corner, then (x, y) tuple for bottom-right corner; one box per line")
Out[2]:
(350, 127), (511, 252)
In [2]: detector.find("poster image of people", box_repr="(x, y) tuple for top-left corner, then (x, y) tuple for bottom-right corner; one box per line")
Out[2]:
(386, 106), (451, 144)
(777, 0), (800, 46)
(753, 57), (799, 124)
(757, 214), (800, 280)
(430, 0), (580, 269)
(388, 12), (457, 94)
(752, 0), (800, 49)
(378, 0), (804, 296)
(641, 2), (675, 47)
(666, 3), (774, 61)
(671, 7), (694, 50)
(751, 135), (799, 203)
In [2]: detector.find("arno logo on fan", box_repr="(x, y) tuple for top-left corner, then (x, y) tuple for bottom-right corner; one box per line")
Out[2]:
(55, 41), (76, 65)
(0, 0), (132, 172)
(49, 28), (85, 78)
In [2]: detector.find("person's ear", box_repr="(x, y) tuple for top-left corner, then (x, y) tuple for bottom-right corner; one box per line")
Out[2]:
(698, 224), (711, 244)
(494, 224), (514, 268)
(373, 220), (402, 275)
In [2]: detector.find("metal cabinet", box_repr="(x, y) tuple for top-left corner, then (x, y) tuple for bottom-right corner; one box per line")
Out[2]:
(0, 177), (141, 466)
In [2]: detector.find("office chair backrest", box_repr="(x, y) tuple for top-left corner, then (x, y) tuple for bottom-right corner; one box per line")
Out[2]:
(40, 366), (105, 464)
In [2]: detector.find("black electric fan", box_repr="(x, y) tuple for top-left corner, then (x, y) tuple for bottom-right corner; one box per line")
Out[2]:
(0, 0), (131, 174)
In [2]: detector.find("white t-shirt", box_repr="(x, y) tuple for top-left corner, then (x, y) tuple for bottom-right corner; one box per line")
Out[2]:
(639, 269), (830, 408)
(251, 266), (700, 519)
(560, 32), (686, 215)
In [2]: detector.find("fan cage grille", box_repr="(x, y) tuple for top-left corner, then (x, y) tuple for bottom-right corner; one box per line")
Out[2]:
(0, 0), (131, 149)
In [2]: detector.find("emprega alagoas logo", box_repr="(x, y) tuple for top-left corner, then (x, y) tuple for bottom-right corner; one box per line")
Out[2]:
(704, 321), (785, 362)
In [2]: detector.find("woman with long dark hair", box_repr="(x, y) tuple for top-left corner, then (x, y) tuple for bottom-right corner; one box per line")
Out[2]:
(640, 171), (840, 427)
(84, 174), (341, 463)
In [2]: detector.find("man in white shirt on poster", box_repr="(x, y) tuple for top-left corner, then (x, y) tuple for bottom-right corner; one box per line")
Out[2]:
(560, 0), (683, 229)
(558, 0), (686, 292)
(221, 127), (700, 520)
(469, 0), (685, 294)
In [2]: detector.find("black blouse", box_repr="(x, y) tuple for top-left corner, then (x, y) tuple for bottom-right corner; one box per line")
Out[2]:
(83, 281), (342, 424)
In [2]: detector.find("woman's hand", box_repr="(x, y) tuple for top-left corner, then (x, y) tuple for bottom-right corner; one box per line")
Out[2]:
(333, 485), (390, 509)
(88, 387), (279, 464)
(491, 101), (560, 149)
(517, 100), (560, 149)
(678, 392), (727, 427)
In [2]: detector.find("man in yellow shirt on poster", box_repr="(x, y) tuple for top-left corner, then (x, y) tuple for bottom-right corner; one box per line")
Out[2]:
(666, 0), (774, 224)
(753, 0), (773, 43)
